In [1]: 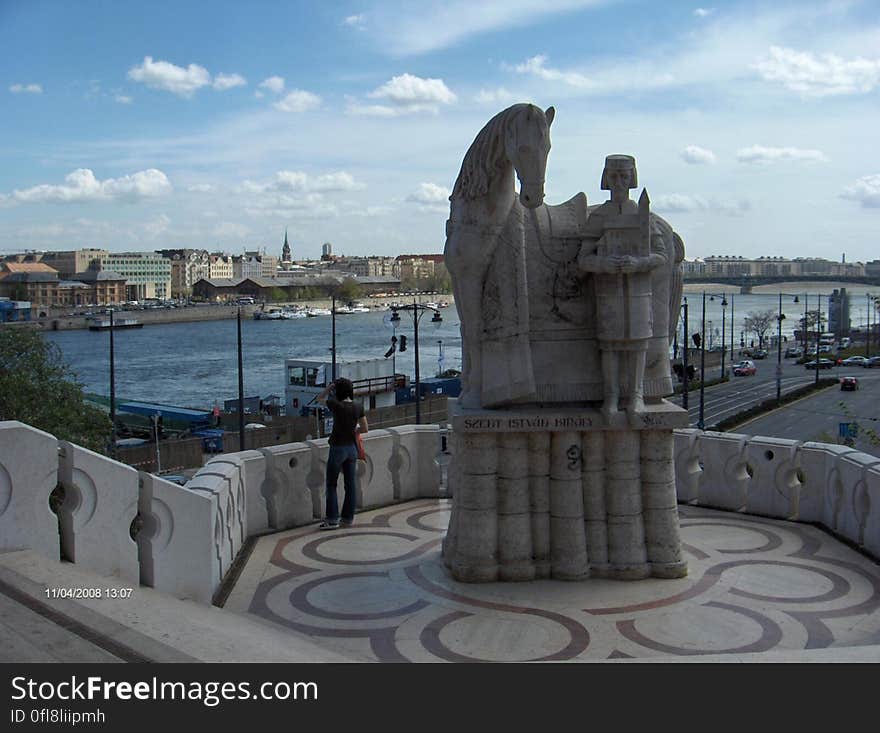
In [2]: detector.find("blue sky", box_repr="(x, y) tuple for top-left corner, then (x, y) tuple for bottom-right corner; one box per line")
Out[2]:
(1, 0), (878, 261)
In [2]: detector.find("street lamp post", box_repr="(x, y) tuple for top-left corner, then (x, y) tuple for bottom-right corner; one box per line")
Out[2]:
(390, 301), (443, 424)
(237, 306), (245, 451)
(803, 293), (809, 357)
(776, 293), (785, 404)
(815, 294), (822, 386)
(331, 294), (337, 382)
(698, 290), (706, 430)
(867, 293), (872, 358)
(682, 297), (689, 413)
(729, 292), (734, 370)
(720, 296), (727, 378)
(109, 308), (116, 457)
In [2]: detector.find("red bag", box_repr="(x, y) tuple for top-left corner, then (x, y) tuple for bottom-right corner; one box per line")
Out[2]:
(355, 431), (366, 461)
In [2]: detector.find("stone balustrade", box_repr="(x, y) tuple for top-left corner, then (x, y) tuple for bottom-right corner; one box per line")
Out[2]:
(672, 430), (880, 559)
(0, 421), (444, 605)
(2, 418), (879, 605)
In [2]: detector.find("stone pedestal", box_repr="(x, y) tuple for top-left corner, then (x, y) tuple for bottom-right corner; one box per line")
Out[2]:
(442, 400), (689, 582)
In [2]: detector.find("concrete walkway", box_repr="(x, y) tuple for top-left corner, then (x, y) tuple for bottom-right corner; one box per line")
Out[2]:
(3, 499), (880, 662)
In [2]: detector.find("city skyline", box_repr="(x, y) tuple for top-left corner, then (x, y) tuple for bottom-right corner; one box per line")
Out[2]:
(2, 0), (879, 260)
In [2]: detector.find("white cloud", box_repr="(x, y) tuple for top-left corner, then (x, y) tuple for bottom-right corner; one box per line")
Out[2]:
(366, 0), (604, 56)
(840, 175), (880, 208)
(244, 170), (364, 194)
(681, 145), (716, 164)
(128, 57), (212, 97)
(350, 73), (457, 116)
(9, 168), (172, 204)
(407, 182), (451, 205)
(510, 54), (675, 93)
(736, 145), (828, 163)
(273, 89), (321, 112)
(694, 8), (714, 18)
(754, 46), (880, 97)
(213, 73), (247, 91)
(141, 213), (171, 238)
(406, 183), (451, 212)
(187, 183), (215, 193)
(654, 194), (750, 216)
(9, 83), (42, 94)
(213, 221), (250, 238)
(343, 14), (366, 29)
(259, 76), (285, 94)
(115, 94), (133, 104)
(474, 87), (520, 105)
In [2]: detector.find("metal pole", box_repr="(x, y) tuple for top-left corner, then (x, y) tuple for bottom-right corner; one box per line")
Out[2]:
(815, 294), (821, 386)
(331, 294), (337, 382)
(698, 291), (706, 430)
(803, 293), (808, 356)
(237, 306), (245, 451)
(413, 302), (421, 425)
(776, 292), (783, 404)
(682, 298), (689, 413)
(155, 414), (161, 473)
(730, 293), (734, 366)
(867, 293), (871, 358)
(720, 301), (726, 378)
(109, 308), (116, 457)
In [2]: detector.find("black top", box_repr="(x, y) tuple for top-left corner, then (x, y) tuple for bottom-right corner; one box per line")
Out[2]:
(327, 398), (364, 446)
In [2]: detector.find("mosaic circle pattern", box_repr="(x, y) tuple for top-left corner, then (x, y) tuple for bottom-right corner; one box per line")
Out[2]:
(237, 500), (880, 662)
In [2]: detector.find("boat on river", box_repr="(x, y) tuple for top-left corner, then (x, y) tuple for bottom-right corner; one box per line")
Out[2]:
(88, 316), (143, 331)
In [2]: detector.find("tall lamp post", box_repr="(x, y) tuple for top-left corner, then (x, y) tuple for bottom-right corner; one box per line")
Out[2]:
(237, 306), (245, 451)
(867, 293), (873, 358)
(681, 297), (689, 413)
(814, 293), (823, 386)
(330, 293), (338, 382)
(729, 292), (734, 368)
(707, 293), (729, 377)
(389, 301), (443, 424)
(774, 293), (801, 404)
(698, 290), (706, 430)
(109, 308), (116, 457)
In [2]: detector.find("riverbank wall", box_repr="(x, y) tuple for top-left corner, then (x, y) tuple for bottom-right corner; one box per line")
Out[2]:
(9, 294), (453, 332)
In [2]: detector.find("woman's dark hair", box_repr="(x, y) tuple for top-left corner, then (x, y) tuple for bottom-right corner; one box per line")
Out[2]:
(334, 378), (354, 400)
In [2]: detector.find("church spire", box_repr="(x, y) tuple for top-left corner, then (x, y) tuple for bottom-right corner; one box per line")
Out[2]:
(282, 227), (291, 263)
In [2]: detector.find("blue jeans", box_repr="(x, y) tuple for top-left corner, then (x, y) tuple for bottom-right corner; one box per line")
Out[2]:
(325, 444), (358, 523)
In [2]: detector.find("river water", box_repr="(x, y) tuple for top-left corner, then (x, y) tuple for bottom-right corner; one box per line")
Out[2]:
(46, 283), (877, 409)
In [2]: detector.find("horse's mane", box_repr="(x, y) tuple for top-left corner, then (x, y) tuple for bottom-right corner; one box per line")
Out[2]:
(451, 103), (535, 202)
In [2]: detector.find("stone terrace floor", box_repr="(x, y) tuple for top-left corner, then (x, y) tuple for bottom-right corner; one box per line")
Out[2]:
(224, 499), (880, 662)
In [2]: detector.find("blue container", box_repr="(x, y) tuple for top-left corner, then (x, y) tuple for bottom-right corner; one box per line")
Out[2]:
(193, 428), (225, 453)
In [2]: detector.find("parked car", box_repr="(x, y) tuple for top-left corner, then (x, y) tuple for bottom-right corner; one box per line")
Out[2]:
(751, 349), (769, 359)
(840, 376), (859, 391)
(866, 356), (880, 368)
(804, 358), (835, 369)
(840, 355), (869, 366)
(733, 360), (757, 376)
(784, 346), (803, 358)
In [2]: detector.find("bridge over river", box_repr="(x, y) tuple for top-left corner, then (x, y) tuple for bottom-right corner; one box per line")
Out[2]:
(683, 274), (880, 291)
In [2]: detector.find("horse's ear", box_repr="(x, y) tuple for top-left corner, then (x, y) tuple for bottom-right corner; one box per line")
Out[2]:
(545, 106), (555, 126)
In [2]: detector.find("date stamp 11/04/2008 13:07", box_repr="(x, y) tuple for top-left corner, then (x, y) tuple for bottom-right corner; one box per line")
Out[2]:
(44, 587), (134, 600)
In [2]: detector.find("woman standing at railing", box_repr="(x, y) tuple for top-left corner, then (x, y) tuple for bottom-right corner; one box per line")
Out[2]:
(316, 378), (369, 529)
